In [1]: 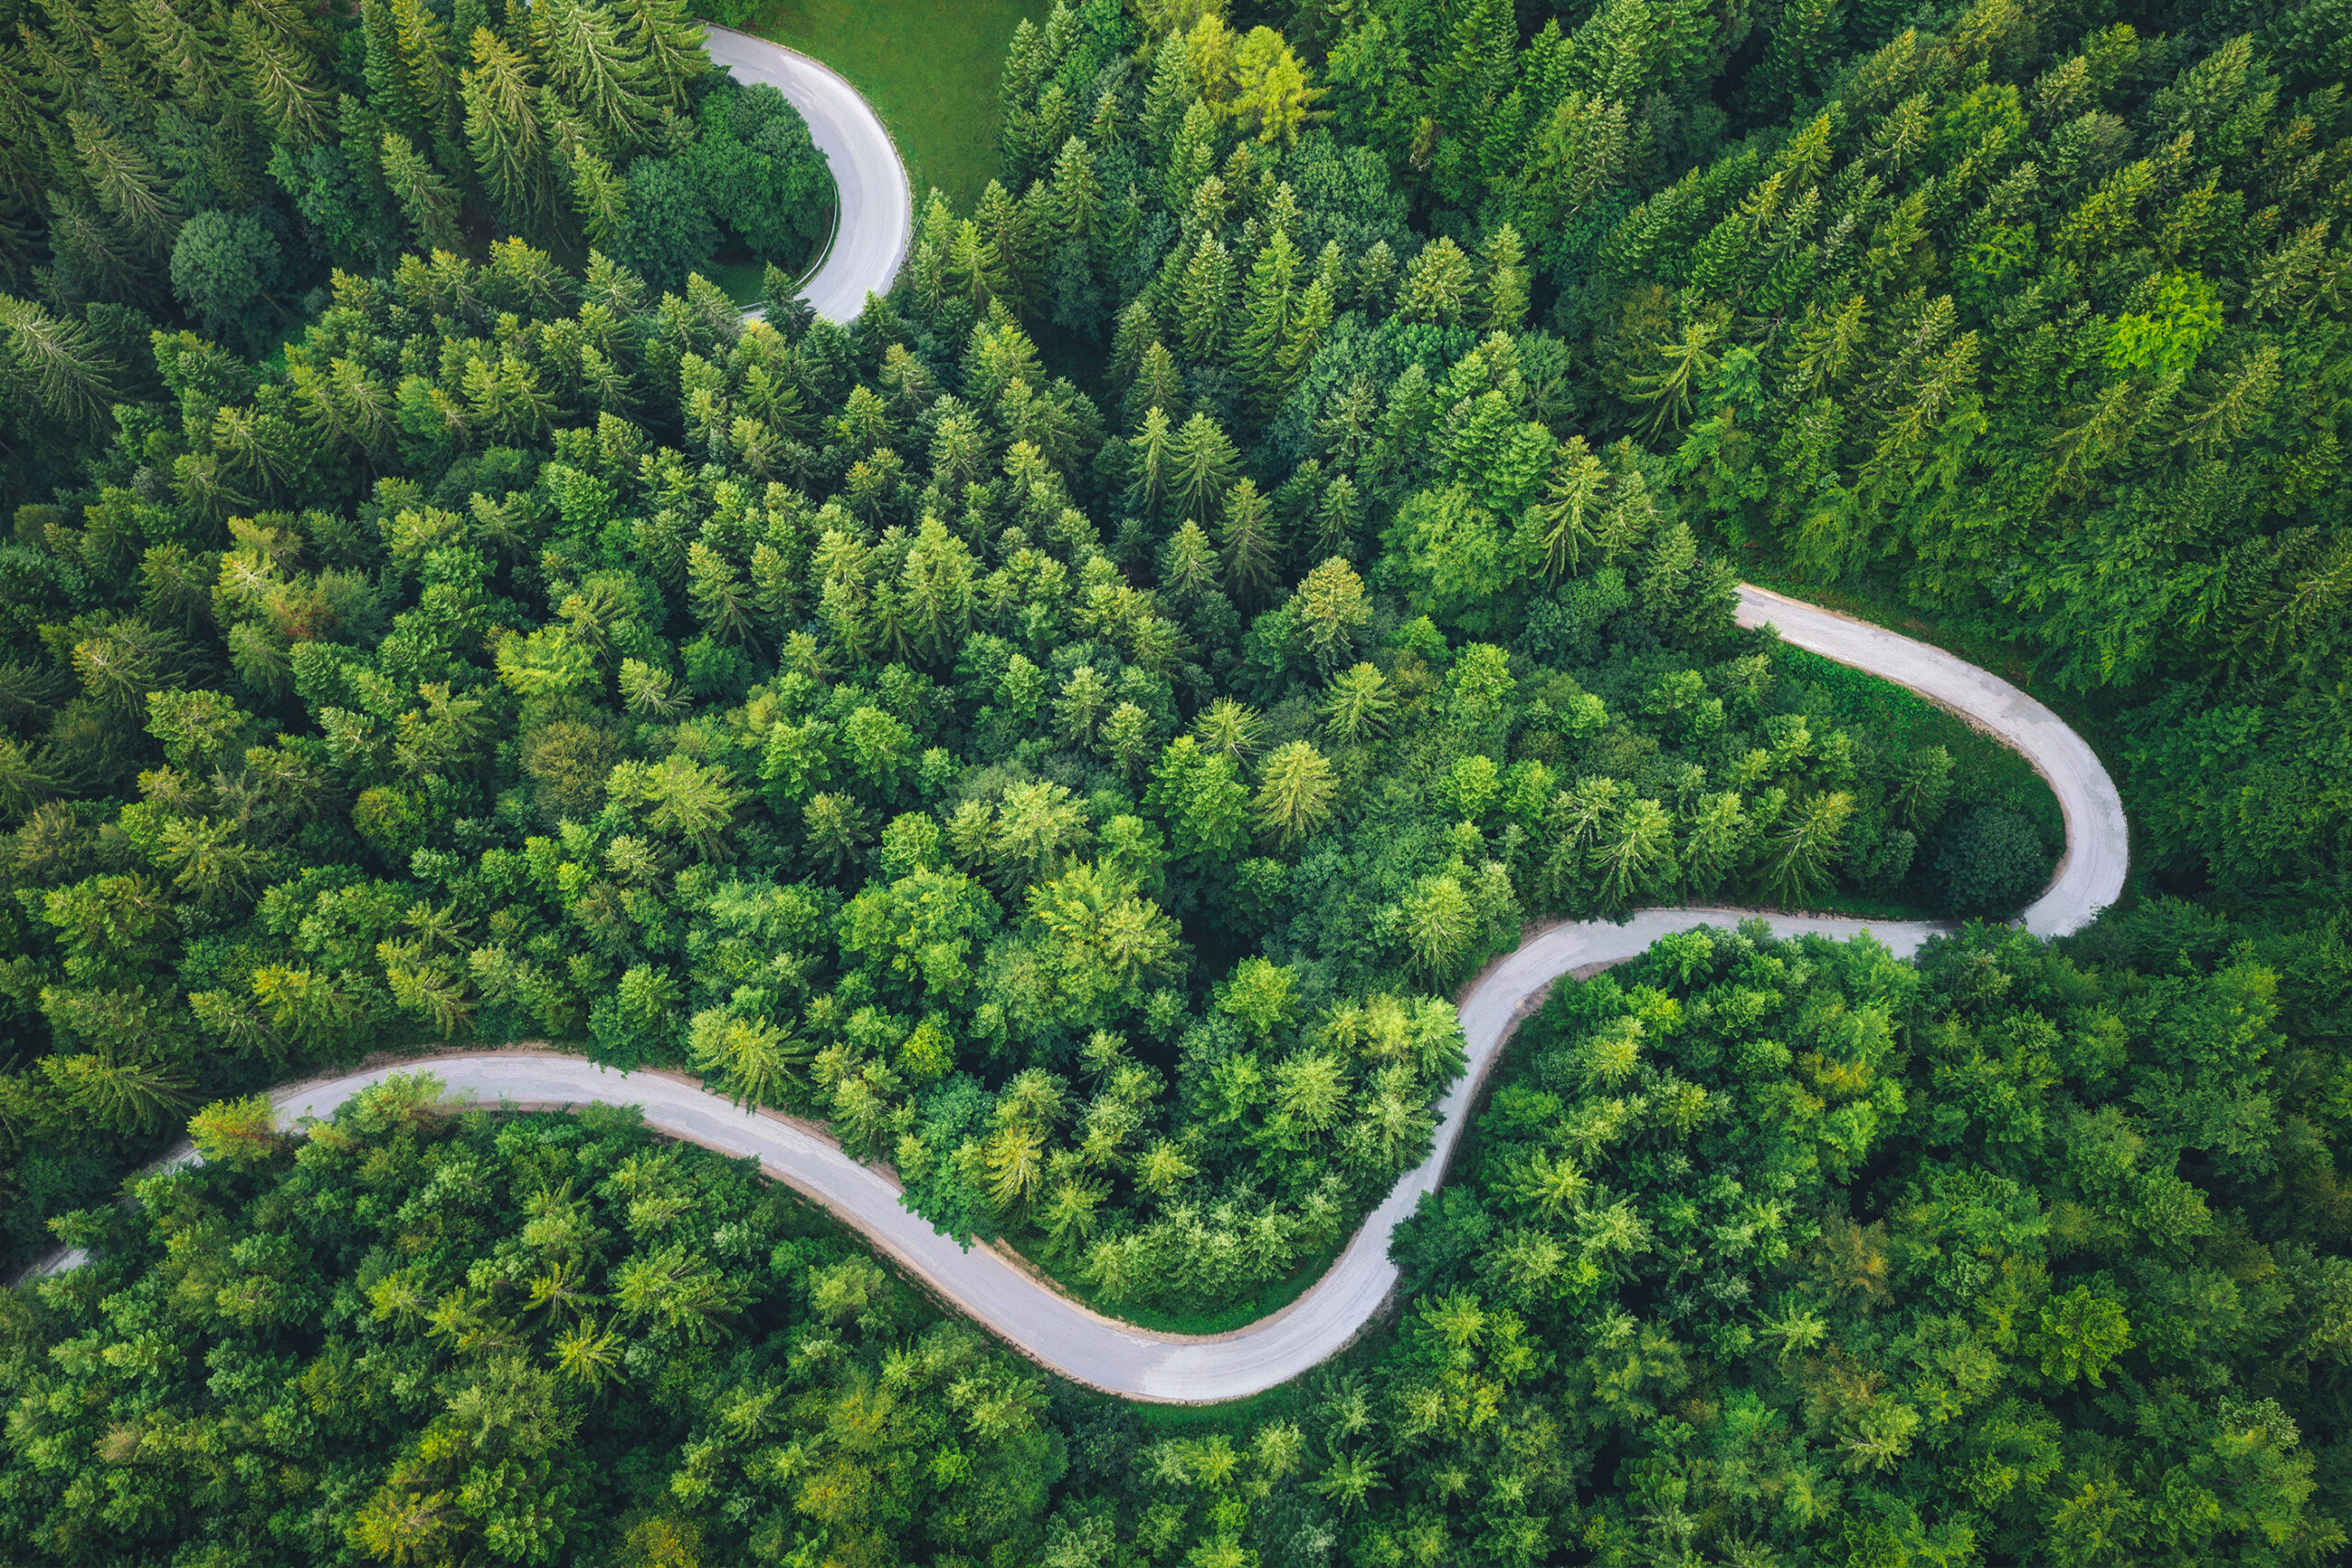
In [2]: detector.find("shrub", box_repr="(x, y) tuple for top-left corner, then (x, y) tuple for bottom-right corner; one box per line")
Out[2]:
(169, 209), (283, 354)
(614, 157), (719, 293)
(1925, 807), (2052, 917)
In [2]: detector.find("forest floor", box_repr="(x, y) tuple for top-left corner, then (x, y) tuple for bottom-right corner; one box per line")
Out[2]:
(723, 0), (1048, 209)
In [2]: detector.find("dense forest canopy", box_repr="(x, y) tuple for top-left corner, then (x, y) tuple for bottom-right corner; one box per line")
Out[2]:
(0, 0), (834, 347)
(8, 1080), (1071, 1566)
(0, 0), (2347, 1564)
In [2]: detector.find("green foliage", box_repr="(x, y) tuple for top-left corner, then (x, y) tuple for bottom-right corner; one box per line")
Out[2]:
(611, 153), (720, 294)
(0, 3), (833, 462)
(2, 4), (2350, 1564)
(1304, 0), (2352, 899)
(616, 82), (836, 291)
(0, 42), (2058, 1323)
(0, 1087), (1062, 1566)
(1374, 909), (2352, 1568)
(168, 210), (287, 356)
(1928, 806), (2056, 918)
(688, 83), (835, 261)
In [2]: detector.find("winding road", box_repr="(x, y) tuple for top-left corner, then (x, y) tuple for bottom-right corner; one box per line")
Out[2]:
(25, 588), (2127, 1403)
(701, 24), (912, 324)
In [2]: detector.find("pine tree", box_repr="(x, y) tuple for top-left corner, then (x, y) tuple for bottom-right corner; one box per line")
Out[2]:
(564, 141), (628, 246)
(1234, 228), (1299, 412)
(1020, 177), (1061, 297)
(462, 28), (559, 237)
(999, 17), (1047, 125)
(232, 6), (335, 147)
(1759, 791), (1853, 905)
(243, 0), (332, 58)
(1157, 519), (1219, 602)
(360, 0), (417, 130)
(1592, 797), (1677, 912)
(947, 218), (1008, 310)
(1398, 235), (1474, 325)
(42, 195), (142, 301)
(0, 293), (121, 434)
(1524, 435), (1609, 579)
(876, 341), (937, 418)
(329, 95), (406, 268)
(687, 540), (756, 643)
(66, 111), (180, 254)
(380, 130), (465, 252)
(620, 0), (705, 111)
(1141, 28), (1198, 150)
(1320, 661), (1395, 745)
(1425, 0), (1514, 139)
(0, 68), (51, 220)
(1230, 25), (1324, 144)
(1125, 404), (1175, 522)
(1129, 341), (1187, 427)
(44, 1050), (193, 1134)
(1107, 297), (1154, 388)
(1253, 740), (1337, 847)
(1281, 274), (1332, 388)
(1355, 238), (1398, 313)
(2169, 343), (2280, 458)
(1178, 235), (1234, 360)
(1169, 411), (1238, 526)
(535, 0), (657, 152)
(1744, 0), (1842, 118)
(1679, 792), (1747, 898)
(1476, 223), (1530, 332)
(130, 0), (227, 111)
(1292, 557), (1370, 675)
(390, 0), (467, 172)
(1217, 476), (1282, 607)
(1007, 80), (1075, 197)
(1397, 874), (1474, 980)
(1310, 472), (1362, 562)
(1627, 317), (1722, 438)
(1163, 99), (1219, 204)
(1049, 134), (1102, 249)
(1524, 89), (1635, 236)
(974, 179), (1042, 310)
(296, 353), (397, 467)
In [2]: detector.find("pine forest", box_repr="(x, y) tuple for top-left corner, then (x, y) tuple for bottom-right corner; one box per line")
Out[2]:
(0, 1), (2346, 1565)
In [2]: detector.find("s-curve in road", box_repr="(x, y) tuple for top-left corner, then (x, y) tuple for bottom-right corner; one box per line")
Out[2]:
(701, 24), (911, 324)
(25, 590), (2126, 1402)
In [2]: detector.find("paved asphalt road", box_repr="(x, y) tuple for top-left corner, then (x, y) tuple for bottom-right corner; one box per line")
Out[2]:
(21, 588), (2127, 1401)
(700, 25), (910, 324)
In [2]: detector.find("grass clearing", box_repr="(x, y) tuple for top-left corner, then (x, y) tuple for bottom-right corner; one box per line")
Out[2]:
(706, 255), (771, 308)
(722, 0), (1050, 211)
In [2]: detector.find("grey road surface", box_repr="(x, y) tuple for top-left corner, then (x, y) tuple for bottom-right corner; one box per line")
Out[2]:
(700, 25), (910, 324)
(23, 590), (2126, 1401)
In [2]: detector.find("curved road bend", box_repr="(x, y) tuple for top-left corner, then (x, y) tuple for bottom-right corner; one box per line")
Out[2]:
(1731, 586), (2127, 940)
(20, 603), (2123, 1395)
(700, 25), (912, 324)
